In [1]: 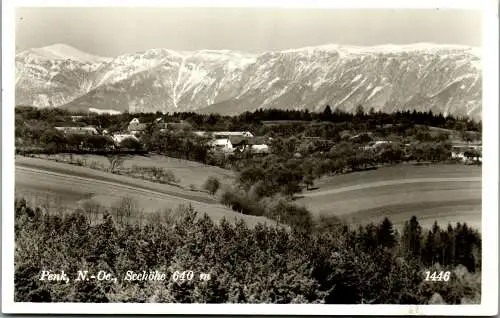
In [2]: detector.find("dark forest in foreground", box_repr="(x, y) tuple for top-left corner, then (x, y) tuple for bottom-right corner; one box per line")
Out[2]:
(15, 198), (481, 304)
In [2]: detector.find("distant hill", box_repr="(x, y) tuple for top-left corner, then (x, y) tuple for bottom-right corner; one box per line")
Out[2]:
(16, 43), (482, 120)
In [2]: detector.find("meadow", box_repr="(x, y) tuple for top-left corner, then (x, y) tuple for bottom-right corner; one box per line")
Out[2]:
(298, 164), (482, 230)
(15, 156), (267, 227)
(30, 153), (236, 189)
(16, 154), (481, 231)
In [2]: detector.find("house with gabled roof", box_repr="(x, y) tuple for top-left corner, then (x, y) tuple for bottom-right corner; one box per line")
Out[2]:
(128, 118), (148, 134)
(193, 131), (253, 138)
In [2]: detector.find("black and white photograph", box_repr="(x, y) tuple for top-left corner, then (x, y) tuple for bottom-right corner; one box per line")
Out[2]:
(2, 0), (498, 315)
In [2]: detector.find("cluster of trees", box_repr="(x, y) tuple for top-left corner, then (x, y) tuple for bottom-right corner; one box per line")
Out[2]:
(16, 127), (143, 155)
(142, 130), (211, 163)
(216, 182), (313, 232)
(14, 198), (481, 304)
(222, 137), (452, 200)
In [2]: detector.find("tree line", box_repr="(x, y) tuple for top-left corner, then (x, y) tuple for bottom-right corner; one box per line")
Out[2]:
(15, 104), (481, 136)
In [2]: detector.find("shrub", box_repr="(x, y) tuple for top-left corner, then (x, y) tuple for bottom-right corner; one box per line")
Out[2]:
(219, 187), (264, 216)
(162, 169), (180, 184)
(119, 137), (142, 151)
(264, 199), (313, 232)
(248, 180), (267, 201)
(106, 154), (126, 173)
(203, 176), (220, 195)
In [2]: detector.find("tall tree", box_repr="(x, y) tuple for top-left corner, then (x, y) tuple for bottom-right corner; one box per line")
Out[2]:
(422, 221), (443, 266)
(322, 105), (333, 121)
(402, 216), (423, 259)
(377, 217), (396, 249)
(355, 104), (365, 117)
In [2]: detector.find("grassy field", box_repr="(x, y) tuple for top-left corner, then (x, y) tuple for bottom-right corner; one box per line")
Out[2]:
(298, 163), (482, 230)
(33, 153), (236, 189)
(15, 156), (267, 227)
(16, 155), (482, 231)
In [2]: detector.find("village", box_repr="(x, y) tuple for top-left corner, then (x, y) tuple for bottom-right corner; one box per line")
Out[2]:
(54, 116), (271, 155)
(53, 116), (482, 164)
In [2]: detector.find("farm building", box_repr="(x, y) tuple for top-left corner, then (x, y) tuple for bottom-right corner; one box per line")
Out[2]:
(55, 126), (99, 135)
(209, 136), (253, 153)
(209, 136), (270, 154)
(217, 131), (253, 138)
(193, 131), (253, 138)
(211, 138), (234, 153)
(246, 137), (270, 154)
(128, 118), (148, 134)
(129, 118), (193, 133)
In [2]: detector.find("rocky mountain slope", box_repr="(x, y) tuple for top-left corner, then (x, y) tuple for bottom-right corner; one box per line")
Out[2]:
(15, 43), (482, 119)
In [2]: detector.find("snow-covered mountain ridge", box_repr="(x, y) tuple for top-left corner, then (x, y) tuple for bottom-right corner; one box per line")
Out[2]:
(15, 43), (482, 119)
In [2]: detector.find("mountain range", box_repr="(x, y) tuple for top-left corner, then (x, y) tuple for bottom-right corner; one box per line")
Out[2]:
(15, 43), (482, 119)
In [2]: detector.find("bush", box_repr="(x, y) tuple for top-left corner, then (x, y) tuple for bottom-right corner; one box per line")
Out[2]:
(264, 199), (313, 232)
(119, 137), (142, 151)
(162, 169), (180, 184)
(106, 154), (126, 173)
(248, 180), (267, 201)
(203, 176), (221, 195)
(219, 188), (264, 216)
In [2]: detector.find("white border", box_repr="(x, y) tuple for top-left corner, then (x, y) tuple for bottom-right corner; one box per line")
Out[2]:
(5, 0), (485, 8)
(2, 0), (498, 315)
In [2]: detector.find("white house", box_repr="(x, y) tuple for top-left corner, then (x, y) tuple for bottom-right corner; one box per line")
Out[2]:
(211, 138), (234, 153)
(128, 118), (148, 134)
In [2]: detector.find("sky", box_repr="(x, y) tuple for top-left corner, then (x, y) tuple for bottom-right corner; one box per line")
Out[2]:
(15, 7), (482, 57)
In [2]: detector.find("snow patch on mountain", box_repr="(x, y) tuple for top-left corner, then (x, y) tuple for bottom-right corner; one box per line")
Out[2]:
(351, 74), (362, 83)
(18, 43), (109, 64)
(367, 86), (384, 101)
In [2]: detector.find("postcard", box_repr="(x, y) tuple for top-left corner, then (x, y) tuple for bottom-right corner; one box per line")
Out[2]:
(2, 0), (498, 315)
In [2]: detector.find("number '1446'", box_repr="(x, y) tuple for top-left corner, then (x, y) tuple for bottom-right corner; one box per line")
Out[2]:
(424, 271), (450, 281)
